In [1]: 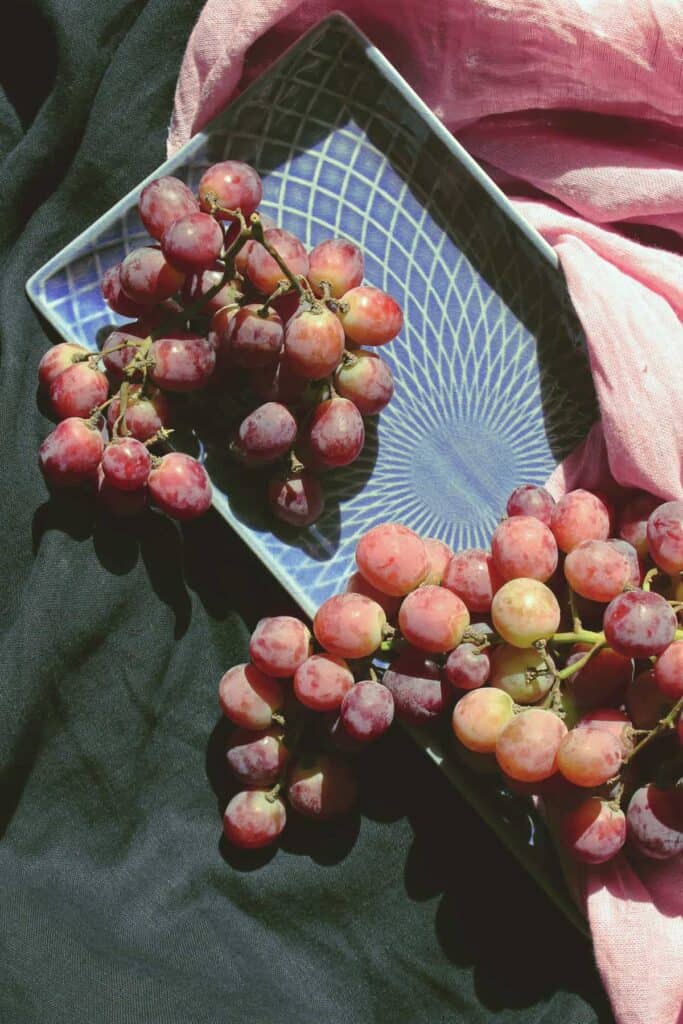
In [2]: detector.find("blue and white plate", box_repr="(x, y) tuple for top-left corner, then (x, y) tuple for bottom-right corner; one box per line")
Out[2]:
(26, 13), (596, 931)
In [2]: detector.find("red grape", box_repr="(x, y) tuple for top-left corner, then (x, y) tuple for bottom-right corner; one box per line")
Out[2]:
(489, 644), (555, 704)
(491, 515), (558, 582)
(313, 594), (386, 660)
(39, 418), (104, 487)
(422, 538), (453, 586)
(161, 212), (223, 271)
(246, 228), (308, 294)
(344, 571), (401, 620)
(491, 578), (561, 648)
(249, 616), (312, 678)
(355, 523), (428, 597)
(618, 492), (660, 557)
(101, 438), (151, 491)
(119, 247), (185, 305)
(287, 754), (357, 820)
(441, 549), (501, 613)
(148, 452), (212, 521)
(506, 484), (556, 526)
(338, 286), (403, 346)
(251, 357), (308, 404)
(101, 264), (149, 318)
(654, 640), (683, 700)
(333, 351), (394, 415)
(223, 789), (286, 849)
(627, 785), (683, 860)
(398, 585), (469, 653)
(307, 397), (364, 469)
(182, 264), (241, 315)
(107, 386), (171, 442)
(551, 489), (610, 553)
(218, 663), (284, 729)
(284, 307), (344, 380)
(226, 727), (289, 786)
(267, 471), (324, 527)
(626, 669), (672, 729)
(561, 798), (626, 864)
(235, 402), (297, 464)
(230, 305), (283, 369)
(293, 654), (354, 712)
(138, 175), (199, 240)
(603, 590), (676, 658)
(607, 538), (642, 587)
(150, 332), (215, 391)
(340, 681), (394, 741)
(101, 322), (148, 382)
(556, 727), (622, 787)
(308, 239), (364, 298)
(443, 643), (490, 690)
(198, 161), (263, 220)
(564, 539), (631, 602)
(647, 501), (683, 575)
(49, 362), (109, 420)
(564, 645), (633, 709)
(38, 343), (88, 390)
(383, 648), (451, 724)
(452, 688), (514, 753)
(495, 709), (567, 782)
(577, 708), (633, 756)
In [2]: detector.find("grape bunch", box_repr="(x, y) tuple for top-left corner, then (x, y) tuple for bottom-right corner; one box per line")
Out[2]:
(217, 487), (683, 866)
(37, 162), (402, 526)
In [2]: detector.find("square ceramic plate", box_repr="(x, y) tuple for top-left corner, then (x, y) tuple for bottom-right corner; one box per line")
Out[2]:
(27, 12), (596, 932)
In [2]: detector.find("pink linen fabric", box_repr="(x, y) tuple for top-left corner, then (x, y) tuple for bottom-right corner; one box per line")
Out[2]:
(167, 3), (683, 1021)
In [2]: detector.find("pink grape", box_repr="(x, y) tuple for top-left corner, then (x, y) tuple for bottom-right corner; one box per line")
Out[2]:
(564, 539), (631, 602)
(101, 438), (151, 491)
(551, 489), (610, 553)
(647, 501), (683, 575)
(383, 649), (451, 724)
(246, 228), (309, 294)
(38, 343), (88, 390)
(308, 239), (364, 298)
(251, 357), (308, 404)
(272, 290), (301, 326)
(218, 663), (284, 729)
(452, 688), (514, 753)
(654, 641), (683, 700)
(344, 571), (401, 620)
(340, 681), (394, 741)
(249, 616), (312, 678)
(313, 594), (386, 660)
(577, 709), (633, 756)
(101, 264), (149, 318)
(491, 516), (558, 582)
(626, 669), (672, 729)
(307, 398), (364, 469)
(148, 452), (212, 521)
(287, 754), (357, 820)
(333, 351), (394, 415)
(338, 286), (403, 346)
(107, 386), (171, 442)
(618, 492), (660, 557)
(561, 798), (626, 864)
(444, 643), (490, 690)
(96, 466), (148, 517)
(284, 307), (345, 380)
(603, 590), (676, 658)
(138, 175), (199, 240)
(495, 709), (567, 782)
(506, 484), (556, 526)
(161, 212), (223, 271)
(398, 585), (469, 654)
(230, 305), (283, 369)
(101, 322), (148, 381)
(235, 403), (297, 464)
(491, 578), (561, 648)
(489, 644), (555, 704)
(49, 362), (108, 420)
(119, 247), (185, 305)
(198, 161), (263, 220)
(564, 645), (633, 709)
(356, 523), (428, 597)
(627, 785), (683, 860)
(223, 789), (286, 849)
(293, 654), (354, 712)
(226, 727), (289, 786)
(441, 549), (502, 613)
(556, 727), (622, 787)
(150, 332), (215, 391)
(267, 471), (324, 527)
(182, 264), (241, 315)
(39, 418), (104, 487)
(422, 538), (453, 586)
(607, 538), (642, 587)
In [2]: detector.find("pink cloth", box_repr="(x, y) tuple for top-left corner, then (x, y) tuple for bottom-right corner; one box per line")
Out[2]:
(168, 3), (683, 1021)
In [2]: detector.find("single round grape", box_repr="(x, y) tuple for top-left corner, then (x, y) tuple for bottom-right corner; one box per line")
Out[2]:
(398, 585), (470, 654)
(148, 452), (212, 521)
(308, 239), (364, 298)
(223, 789), (286, 849)
(96, 465), (148, 517)
(235, 402), (297, 465)
(506, 484), (556, 526)
(627, 785), (683, 860)
(229, 305), (284, 369)
(218, 663), (284, 729)
(489, 644), (555, 704)
(344, 571), (401, 620)
(556, 726), (622, 787)
(340, 681), (394, 741)
(441, 549), (501, 613)
(293, 654), (354, 712)
(625, 668), (672, 729)
(246, 228), (309, 295)
(38, 342), (88, 390)
(491, 578), (561, 648)
(101, 264), (149, 318)
(383, 648), (451, 724)
(150, 332), (215, 391)
(551, 489), (611, 553)
(107, 386), (171, 442)
(249, 616), (312, 678)
(603, 590), (677, 658)
(561, 798), (626, 864)
(39, 418), (104, 487)
(618, 492), (660, 557)
(607, 538), (642, 587)
(101, 438), (151, 491)
(452, 688), (514, 753)
(287, 754), (357, 820)
(654, 640), (683, 700)
(443, 643), (490, 690)
(272, 290), (301, 326)
(576, 708), (633, 756)
(491, 515), (558, 582)
(313, 594), (386, 660)
(333, 351), (394, 415)
(182, 264), (242, 315)
(198, 161), (263, 220)
(564, 539), (631, 602)
(284, 306), (345, 380)
(495, 709), (567, 783)
(356, 523), (428, 597)
(338, 286), (403, 346)
(48, 363), (108, 420)
(161, 211), (223, 271)
(119, 246), (185, 305)
(268, 471), (324, 527)
(564, 645), (633, 709)
(647, 501), (683, 574)
(251, 356), (308, 404)
(306, 397), (364, 469)
(422, 538), (453, 586)
(226, 727), (289, 786)
(101, 322), (148, 382)
(138, 175), (199, 240)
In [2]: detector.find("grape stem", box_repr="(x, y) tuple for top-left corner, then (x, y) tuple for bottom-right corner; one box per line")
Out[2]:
(551, 629), (604, 645)
(567, 587), (582, 633)
(642, 567), (660, 592)
(625, 695), (683, 763)
(265, 782), (282, 803)
(554, 640), (605, 681)
(113, 381), (130, 438)
(258, 279), (291, 317)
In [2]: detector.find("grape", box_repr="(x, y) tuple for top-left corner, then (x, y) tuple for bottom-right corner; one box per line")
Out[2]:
(626, 669), (672, 729)
(489, 645), (555, 704)
(249, 616), (312, 678)
(444, 643), (490, 690)
(627, 785), (683, 860)
(506, 484), (556, 526)
(313, 594), (386, 660)
(234, 403), (297, 465)
(268, 471), (324, 527)
(198, 161), (263, 220)
(101, 322), (148, 381)
(161, 212), (224, 271)
(356, 523), (428, 597)
(647, 501), (683, 574)
(101, 264), (149, 318)
(308, 239), (364, 298)
(344, 572), (401, 620)
(607, 538), (642, 587)
(603, 590), (676, 658)
(251, 357), (309, 404)
(563, 539), (631, 602)
(491, 578), (561, 648)
(452, 688), (514, 753)
(551, 489), (610, 552)
(39, 418), (104, 487)
(272, 291), (301, 326)
(107, 386), (171, 442)
(561, 798), (626, 864)
(119, 247), (185, 305)
(577, 709), (633, 756)
(338, 286), (403, 346)
(618, 492), (660, 557)
(491, 516), (558, 582)
(223, 789), (286, 849)
(48, 363), (109, 420)
(287, 754), (357, 820)
(398, 585), (470, 654)
(182, 264), (241, 315)
(383, 648), (451, 724)
(306, 397), (364, 469)
(556, 727), (622, 787)
(101, 438), (151, 491)
(96, 465), (148, 517)
(333, 351), (394, 415)
(654, 640), (683, 700)
(441, 549), (502, 613)
(293, 654), (354, 712)
(284, 306), (345, 380)
(422, 538), (453, 586)
(246, 228), (309, 294)
(38, 343), (88, 390)
(148, 452), (212, 521)
(226, 727), (289, 786)
(564, 645), (633, 709)
(495, 709), (567, 782)
(340, 681), (394, 741)
(229, 305), (283, 369)
(208, 305), (238, 365)
(150, 332), (215, 391)
(138, 175), (199, 240)
(218, 663), (284, 729)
